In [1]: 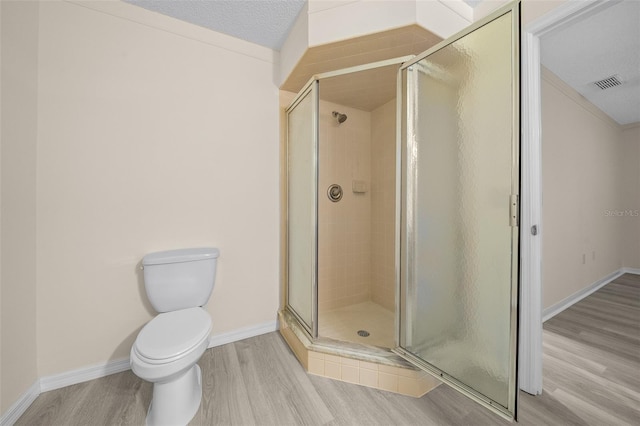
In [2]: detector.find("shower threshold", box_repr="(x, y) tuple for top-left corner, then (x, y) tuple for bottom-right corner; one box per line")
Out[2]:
(278, 309), (441, 397)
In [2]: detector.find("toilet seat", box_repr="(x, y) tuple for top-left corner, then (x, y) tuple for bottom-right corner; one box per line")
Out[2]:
(134, 307), (212, 364)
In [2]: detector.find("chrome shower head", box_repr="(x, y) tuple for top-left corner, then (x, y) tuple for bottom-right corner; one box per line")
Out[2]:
(332, 111), (348, 124)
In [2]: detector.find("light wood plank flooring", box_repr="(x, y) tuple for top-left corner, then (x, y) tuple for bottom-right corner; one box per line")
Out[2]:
(16, 273), (640, 425)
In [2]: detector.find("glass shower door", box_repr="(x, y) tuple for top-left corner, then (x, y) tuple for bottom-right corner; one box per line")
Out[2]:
(286, 82), (319, 336)
(395, 3), (520, 420)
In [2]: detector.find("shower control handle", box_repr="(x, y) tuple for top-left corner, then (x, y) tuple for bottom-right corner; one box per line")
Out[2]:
(327, 184), (343, 202)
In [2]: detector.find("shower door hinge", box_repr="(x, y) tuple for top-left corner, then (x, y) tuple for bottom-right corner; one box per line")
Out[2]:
(509, 194), (519, 227)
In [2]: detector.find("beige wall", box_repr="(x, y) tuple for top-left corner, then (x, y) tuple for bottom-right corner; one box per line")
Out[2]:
(620, 125), (640, 268)
(541, 67), (633, 310)
(0, 0), (280, 397)
(0, 0), (40, 413)
(0, 0), (2, 409)
(34, 1), (280, 377)
(521, 0), (569, 27)
(370, 99), (396, 311)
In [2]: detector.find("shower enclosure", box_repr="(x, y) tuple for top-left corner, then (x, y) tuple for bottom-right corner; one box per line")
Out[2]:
(284, 2), (520, 420)
(286, 56), (407, 348)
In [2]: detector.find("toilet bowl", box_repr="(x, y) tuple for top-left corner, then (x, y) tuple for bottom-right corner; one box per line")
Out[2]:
(130, 248), (219, 426)
(131, 307), (212, 426)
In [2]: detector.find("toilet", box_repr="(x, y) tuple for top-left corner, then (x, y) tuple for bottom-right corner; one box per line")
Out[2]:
(130, 247), (220, 426)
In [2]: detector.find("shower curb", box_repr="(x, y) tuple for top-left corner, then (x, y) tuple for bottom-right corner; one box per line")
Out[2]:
(278, 310), (441, 397)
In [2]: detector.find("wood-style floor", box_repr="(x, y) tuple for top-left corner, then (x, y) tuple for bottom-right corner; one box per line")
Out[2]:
(16, 273), (640, 425)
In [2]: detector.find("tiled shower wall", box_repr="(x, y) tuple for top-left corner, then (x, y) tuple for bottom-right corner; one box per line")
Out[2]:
(318, 101), (372, 312)
(371, 99), (397, 311)
(318, 98), (396, 313)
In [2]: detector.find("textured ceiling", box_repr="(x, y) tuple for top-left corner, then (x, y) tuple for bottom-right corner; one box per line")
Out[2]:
(124, 0), (306, 50)
(541, 0), (640, 125)
(124, 0), (483, 51)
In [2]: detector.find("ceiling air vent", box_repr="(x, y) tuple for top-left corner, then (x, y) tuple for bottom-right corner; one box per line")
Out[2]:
(593, 75), (622, 90)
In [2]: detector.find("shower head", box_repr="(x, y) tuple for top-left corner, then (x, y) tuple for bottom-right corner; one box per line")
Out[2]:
(332, 111), (348, 124)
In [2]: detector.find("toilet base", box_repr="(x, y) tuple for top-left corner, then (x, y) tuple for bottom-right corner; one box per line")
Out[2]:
(146, 364), (202, 426)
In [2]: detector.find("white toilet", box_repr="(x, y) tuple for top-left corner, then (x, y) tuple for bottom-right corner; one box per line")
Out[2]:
(131, 247), (220, 426)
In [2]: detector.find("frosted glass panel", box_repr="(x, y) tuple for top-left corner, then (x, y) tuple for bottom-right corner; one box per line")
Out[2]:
(287, 89), (316, 331)
(400, 11), (517, 412)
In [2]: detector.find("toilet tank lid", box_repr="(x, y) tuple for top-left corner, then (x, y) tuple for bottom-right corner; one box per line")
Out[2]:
(142, 247), (220, 266)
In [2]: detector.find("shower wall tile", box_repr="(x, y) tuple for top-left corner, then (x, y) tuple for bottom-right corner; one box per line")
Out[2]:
(303, 349), (440, 397)
(398, 375), (418, 395)
(324, 361), (341, 380)
(378, 372), (399, 392)
(318, 99), (372, 311)
(308, 356), (325, 376)
(324, 353), (341, 364)
(317, 96), (396, 314)
(359, 360), (378, 371)
(341, 365), (360, 384)
(370, 98), (397, 311)
(359, 367), (379, 388)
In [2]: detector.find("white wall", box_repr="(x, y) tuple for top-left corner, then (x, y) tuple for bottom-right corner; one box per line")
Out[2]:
(620, 124), (640, 268)
(541, 67), (632, 309)
(0, 0), (280, 393)
(0, 0), (39, 413)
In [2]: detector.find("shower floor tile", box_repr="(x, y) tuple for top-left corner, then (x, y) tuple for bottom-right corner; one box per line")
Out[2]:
(319, 301), (394, 348)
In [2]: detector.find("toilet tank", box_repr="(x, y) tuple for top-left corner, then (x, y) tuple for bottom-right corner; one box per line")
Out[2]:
(142, 247), (220, 313)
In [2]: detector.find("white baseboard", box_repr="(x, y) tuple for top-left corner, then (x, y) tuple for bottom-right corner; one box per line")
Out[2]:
(621, 267), (640, 275)
(208, 320), (279, 348)
(39, 358), (131, 393)
(1, 319), (280, 424)
(542, 268), (628, 322)
(37, 320), (280, 393)
(0, 380), (40, 426)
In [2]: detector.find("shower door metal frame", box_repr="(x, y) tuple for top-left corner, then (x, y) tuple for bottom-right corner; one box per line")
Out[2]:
(393, 1), (521, 421)
(285, 81), (320, 338)
(284, 56), (414, 341)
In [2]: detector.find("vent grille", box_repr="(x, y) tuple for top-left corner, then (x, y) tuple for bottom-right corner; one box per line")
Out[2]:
(594, 75), (622, 90)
